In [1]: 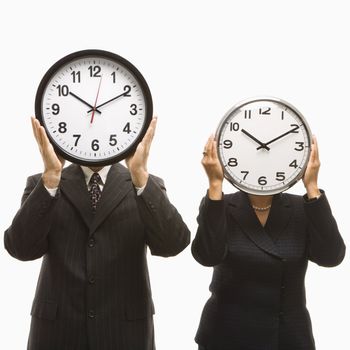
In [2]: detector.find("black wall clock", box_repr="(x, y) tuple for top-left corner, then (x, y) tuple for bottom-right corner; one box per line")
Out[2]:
(35, 49), (153, 166)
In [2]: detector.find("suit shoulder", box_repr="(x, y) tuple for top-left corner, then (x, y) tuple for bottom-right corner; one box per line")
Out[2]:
(27, 173), (42, 184)
(223, 191), (241, 203)
(149, 174), (165, 188)
(283, 192), (303, 203)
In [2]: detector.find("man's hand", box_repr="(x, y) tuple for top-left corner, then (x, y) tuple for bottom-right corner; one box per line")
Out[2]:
(303, 135), (321, 199)
(126, 117), (157, 188)
(202, 136), (224, 200)
(31, 117), (65, 188)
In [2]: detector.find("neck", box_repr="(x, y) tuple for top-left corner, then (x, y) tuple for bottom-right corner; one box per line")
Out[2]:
(248, 194), (273, 208)
(89, 166), (104, 172)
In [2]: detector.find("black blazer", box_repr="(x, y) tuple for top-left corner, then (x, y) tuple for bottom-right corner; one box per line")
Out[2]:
(191, 190), (345, 350)
(4, 163), (190, 350)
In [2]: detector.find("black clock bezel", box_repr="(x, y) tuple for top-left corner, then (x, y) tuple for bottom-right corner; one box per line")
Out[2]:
(35, 49), (153, 166)
(215, 96), (312, 196)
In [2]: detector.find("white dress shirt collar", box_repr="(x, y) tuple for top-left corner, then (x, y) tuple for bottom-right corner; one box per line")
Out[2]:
(80, 165), (112, 186)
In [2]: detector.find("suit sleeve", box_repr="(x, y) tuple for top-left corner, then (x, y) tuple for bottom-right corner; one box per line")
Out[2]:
(135, 175), (190, 257)
(191, 193), (227, 267)
(305, 191), (346, 267)
(4, 175), (60, 261)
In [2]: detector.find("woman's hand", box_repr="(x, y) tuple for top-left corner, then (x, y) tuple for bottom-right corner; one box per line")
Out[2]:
(303, 135), (321, 199)
(202, 136), (224, 200)
(31, 117), (65, 188)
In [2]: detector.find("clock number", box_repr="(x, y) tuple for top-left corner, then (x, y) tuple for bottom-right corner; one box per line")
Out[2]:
(109, 134), (117, 146)
(91, 139), (100, 151)
(244, 110), (252, 119)
(258, 176), (267, 185)
(241, 171), (249, 180)
(123, 85), (131, 96)
(57, 85), (69, 96)
(58, 122), (67, 133)
(88, 65), (101, 77)
(259, 107), (271, 115)
(294, 142), (304, 151)
(290, 124), (299, 133)
(52, 104), (60, 115)
(276, 172), (286, 181)
(71, 71), (81, 83)
(223, 140), (233, 149)
(229, 122), (240, 131)
(111, 71), (116, 83)
(289, 159), (298, 168)
(72, 134), (81, 146)
(130, 104), (138, 115)
(123, 122), (131, 134)
(228, 158), (238, 167)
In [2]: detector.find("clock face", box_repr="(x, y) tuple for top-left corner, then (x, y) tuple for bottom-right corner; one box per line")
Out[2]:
(35, 50), (153, 166)
(216, 97), (312, 195)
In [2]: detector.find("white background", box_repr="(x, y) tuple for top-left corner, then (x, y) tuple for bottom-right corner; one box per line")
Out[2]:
(0, 1), (349, 349)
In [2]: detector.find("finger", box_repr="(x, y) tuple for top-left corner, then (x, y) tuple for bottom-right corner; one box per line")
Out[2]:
(312, 135), (319, 162)
(207, 135), (215, 159)
(37, 124), (47, 150)
(212, 139), (219, 160)
(31, 117), (40, 144)
(203, 135), (212, 152)
(32, 118), (46, 153)
(57, 154), (65, 166)
(38, 124), (51, 150)
(203, 135), (214, 158)
(309, 136), (317, 164)
(142, 117), (157, 150)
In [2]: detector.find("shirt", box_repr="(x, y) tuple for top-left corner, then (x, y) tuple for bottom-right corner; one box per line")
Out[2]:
(44, 165), (146, 196)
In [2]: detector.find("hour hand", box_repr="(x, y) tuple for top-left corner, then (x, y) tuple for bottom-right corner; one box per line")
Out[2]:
(241, 129), (270, 151)
(69, 92), (102, 114)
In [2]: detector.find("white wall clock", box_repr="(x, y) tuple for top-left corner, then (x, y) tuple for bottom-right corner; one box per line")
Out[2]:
(35, 49), (153, 166)
(215, 97), (312, 195)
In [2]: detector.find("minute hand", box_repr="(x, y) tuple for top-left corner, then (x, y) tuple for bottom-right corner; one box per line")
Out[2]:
(87, 91), (128, 112)
(257, 126), (299, 150)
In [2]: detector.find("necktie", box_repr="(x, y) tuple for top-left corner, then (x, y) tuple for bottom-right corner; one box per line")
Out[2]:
(89, 172), (102, 213)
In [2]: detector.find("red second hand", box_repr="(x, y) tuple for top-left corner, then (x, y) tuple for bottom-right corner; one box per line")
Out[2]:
(90, 76), (103, 124)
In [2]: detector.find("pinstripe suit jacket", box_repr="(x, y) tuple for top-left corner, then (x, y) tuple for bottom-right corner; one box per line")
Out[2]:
(4, 163), (190, 350)
(191, 190), (345, 350)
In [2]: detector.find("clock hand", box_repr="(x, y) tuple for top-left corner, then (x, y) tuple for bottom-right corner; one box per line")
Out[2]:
(90, 76), (103, 124)
(69, 92), (102, 114)
(87, 91), (128, 113)
(257, 125), (299, 150)
(241, 129), (270, 151)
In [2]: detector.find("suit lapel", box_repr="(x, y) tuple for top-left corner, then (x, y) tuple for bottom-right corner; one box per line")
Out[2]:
(228, 191), (284, 258)
(265, 193), (292, 242)
(89, 163), (132, 235)
(60, 164), (93, 228)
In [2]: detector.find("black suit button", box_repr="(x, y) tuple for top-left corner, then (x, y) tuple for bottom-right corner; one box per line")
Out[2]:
(88, 275), (95, 284)
(281, 258), (287, 262)
(88, 238), (95, 248)
(88, 310), (95, 318)
(281, 285), (286, 289)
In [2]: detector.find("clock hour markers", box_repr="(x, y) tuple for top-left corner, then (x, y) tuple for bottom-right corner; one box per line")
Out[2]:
(35, 50), (152, 166)
(216, 97), (312, 195)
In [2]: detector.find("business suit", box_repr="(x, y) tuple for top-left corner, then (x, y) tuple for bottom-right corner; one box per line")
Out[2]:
(192, 190), (345, 350)
(4, 163), (190, 350)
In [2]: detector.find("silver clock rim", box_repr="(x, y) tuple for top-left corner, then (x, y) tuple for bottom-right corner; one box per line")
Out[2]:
(215, 96), (312, 196)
